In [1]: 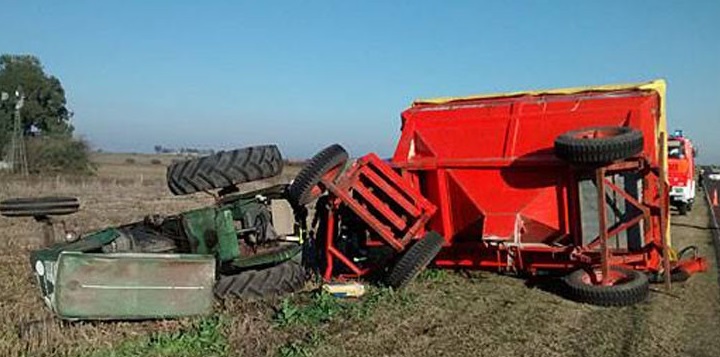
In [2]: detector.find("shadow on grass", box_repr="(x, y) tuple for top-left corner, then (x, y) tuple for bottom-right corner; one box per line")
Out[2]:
(523, 274), (568, 296)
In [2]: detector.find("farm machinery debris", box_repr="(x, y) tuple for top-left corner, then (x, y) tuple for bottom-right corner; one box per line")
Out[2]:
(0, 79), (708, 320)
(312, 79), (706, 306)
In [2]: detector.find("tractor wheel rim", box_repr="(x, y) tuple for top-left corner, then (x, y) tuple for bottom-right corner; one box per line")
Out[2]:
(573, 128), (623, 140)
(579, 268), (631, 286)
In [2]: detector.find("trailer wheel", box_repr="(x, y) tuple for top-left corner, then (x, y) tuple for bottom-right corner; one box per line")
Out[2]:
(386, 231), (445, 289)
(167, 145), (283, 195)
(0, 197), (79, 217)
(554, 126), (644, 165)
(287, 144), (348, 207)
(214, 259), (305, 299)
(678, 203), (688, 216)
(563, 266), (649, 307)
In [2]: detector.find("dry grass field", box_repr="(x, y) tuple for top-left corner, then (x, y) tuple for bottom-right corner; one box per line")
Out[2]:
(0, 153), (719, 357)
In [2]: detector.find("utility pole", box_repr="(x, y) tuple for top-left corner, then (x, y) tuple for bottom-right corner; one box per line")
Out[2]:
(2, 89), (29, 176)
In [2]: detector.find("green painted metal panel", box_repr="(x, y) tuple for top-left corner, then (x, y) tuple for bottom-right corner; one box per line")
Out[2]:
(229, 243), (302, 270)
(215, 209), (240, 261)
(52, 252), (215, 320)
(182, 207), (239, 262)
(182, 208), (216, 254)
(31, 228), (120, 261)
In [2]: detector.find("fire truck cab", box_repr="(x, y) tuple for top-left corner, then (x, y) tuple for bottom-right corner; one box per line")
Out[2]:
(668, 130), (697, 215)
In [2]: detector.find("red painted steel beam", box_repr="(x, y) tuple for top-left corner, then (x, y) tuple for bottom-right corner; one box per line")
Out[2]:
(603, 178), (651, 217)
(360, 167), (421, 217)
(353, 182), (408, 231)
(324, 179), (404, 251)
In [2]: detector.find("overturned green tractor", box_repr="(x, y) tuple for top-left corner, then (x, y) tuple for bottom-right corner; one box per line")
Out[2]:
(1, 144), (349, 320)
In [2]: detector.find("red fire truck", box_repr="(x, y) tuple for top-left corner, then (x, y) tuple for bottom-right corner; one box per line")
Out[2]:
(668, 130), (697, 215)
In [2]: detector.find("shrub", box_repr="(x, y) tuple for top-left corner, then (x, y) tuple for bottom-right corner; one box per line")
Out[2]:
(25, 136), (95, 175)
(125, 158), (136, 164)
(150, 158), (162, 165)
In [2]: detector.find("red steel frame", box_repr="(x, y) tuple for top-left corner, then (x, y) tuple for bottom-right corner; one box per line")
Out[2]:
(320, 153), (436, 280)
(320, 88), (702, 283)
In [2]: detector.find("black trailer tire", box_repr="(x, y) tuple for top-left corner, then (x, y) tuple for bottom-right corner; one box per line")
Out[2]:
(0, 197), (79, 217)
(287, 144), (348, 207)
(214, 259), (305, 299)
(554, 126), (644, 165)
(386, 231), (446, 289)
(563, 266), (650, 307)
(167, 145), (283, 195)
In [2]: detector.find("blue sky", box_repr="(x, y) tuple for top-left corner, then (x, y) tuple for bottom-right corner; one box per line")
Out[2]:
(1, 1), (719, 161)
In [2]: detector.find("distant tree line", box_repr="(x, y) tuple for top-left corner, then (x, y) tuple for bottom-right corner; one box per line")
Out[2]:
(0, 54), (92, 174)
(154, 145), (214, 155)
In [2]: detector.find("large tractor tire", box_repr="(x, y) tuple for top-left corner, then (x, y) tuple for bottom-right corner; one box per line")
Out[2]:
(287, 144), (348, 207)
(386, 231), (446, 289)
(554, 126), (644, 166)
(562, 266), (650, 307)
(0, 197), (79, 217)
(167, 145), (283, 196)
(214, 259), (305, 299)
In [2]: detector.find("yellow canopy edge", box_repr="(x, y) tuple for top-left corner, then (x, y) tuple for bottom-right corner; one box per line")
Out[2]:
(413, 79), (671, 248)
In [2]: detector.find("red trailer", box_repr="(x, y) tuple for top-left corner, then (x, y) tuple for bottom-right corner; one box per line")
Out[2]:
(303, 80), (705, 306)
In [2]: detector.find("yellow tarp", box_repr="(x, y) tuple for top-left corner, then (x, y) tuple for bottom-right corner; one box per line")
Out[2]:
(414, 79), (671, 247)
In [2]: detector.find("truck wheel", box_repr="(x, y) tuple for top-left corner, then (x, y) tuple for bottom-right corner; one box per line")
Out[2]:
(167, 145), (283, 195)
(554, 126), (644, 165)
(678, 203), (688, 216)
(0, 197), (79, 217)
(386, 231), (445, 289)
(562, 266), (649, 307)
(287, 144), (348, 207)
(214, 259), (305, 299)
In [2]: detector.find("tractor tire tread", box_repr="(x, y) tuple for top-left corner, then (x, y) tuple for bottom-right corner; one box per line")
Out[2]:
(214, 260), (305, 299)
(386, 231), (445, 289)
(0, 196), (79, 217)
(287, 144), (348, 207)
(166, 145), (283, 195)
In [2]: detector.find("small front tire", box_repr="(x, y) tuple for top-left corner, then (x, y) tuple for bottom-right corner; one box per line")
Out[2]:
(287, 144), (348, 207)
(554, 126), (644, 166)
(0, 197), (80, 217)
(562, 266), (650, 307)
(385, 231), (446, 289)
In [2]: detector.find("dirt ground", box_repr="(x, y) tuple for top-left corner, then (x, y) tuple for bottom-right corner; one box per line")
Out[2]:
(0, 156), (719, 357)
